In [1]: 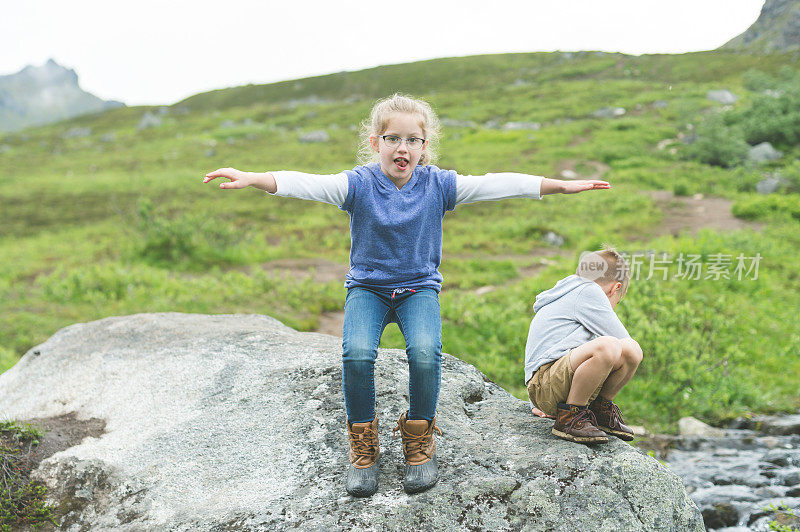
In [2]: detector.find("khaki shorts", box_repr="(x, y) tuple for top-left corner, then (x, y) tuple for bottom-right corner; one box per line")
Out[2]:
(526, 350), (603, 417)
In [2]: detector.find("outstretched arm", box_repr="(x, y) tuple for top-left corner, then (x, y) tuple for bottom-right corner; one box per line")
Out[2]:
(456, 173), (610, 206)
(204, 168), (277, 192)
(204, 168), (348, 207)
(542, 177), (611, 196)
(541, 177), (610, 195)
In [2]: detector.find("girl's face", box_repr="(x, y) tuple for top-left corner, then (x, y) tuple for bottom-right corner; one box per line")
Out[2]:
(369, 112), (427, 182)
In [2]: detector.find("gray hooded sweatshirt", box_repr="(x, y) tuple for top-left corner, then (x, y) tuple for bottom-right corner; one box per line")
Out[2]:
(524, 274), (630, 385)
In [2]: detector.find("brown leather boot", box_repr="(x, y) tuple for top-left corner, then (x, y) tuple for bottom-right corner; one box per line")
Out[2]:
(393, 411), (443, 494)
(552, 402), (609, 444)
(589, 395), (635, 441)
(346, 414), (379, 497)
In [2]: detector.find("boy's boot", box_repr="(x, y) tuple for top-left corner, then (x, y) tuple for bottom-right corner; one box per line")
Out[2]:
(589, 395), (635, 441)
(393, 411), (443, 494)
(552, 402), (609, 444)
(345, 414), (380, 497)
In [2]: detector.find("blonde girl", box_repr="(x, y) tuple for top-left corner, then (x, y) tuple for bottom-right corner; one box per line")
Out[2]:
(204, 93), (609, 497)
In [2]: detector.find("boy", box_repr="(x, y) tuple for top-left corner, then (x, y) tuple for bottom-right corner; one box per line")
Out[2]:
(524, 247), (643, 443)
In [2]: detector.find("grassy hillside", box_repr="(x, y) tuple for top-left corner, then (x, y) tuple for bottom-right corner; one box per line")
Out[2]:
(2, 50), (799, 432)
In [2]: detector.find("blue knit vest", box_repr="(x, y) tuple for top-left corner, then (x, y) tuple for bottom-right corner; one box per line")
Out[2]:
(340, 162), (457, 292)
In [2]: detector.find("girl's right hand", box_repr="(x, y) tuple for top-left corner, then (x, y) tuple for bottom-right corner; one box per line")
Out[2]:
(203, 167), (251, 189)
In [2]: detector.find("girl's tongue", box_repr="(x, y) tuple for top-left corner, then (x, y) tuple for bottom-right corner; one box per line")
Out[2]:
(395, 158), (408, 170)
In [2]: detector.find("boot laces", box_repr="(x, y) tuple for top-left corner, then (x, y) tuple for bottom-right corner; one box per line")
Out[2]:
(349, 426), (377, 458)
(393, 419), (443, 457)
(607, 401), (625, 426)
(567, 408), (599, 432)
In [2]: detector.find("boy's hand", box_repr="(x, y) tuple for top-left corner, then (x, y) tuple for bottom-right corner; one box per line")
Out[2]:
(531, 406), (555, 419)
(203, 168), (252, 189)
(561, 179), (610, 194)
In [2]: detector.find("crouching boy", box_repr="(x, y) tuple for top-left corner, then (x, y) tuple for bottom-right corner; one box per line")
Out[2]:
(524, 247), (642, 444)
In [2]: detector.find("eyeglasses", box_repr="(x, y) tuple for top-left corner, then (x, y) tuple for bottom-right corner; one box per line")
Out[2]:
(379, 135), (425, 150)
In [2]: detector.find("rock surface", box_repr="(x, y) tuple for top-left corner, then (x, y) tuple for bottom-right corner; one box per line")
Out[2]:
(591, 107), (626, 118)
(679, 416), (727, 438)
(748, 142), (784, 163)
(706, 90), (738, 105)
(0, 313), (703, 531)
(641, 427), (800, 530)
(755, 175), (789, 194)
(722, 0), (800, 52)
(731, 414), (800, 435)
(136, 111), (162, 130)
(298, 130), (329, 143)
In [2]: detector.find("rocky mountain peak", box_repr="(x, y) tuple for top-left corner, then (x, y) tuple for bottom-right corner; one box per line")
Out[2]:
(17, 58), (78, 86)
(722, 0), (800, 51)
(0, 58), (124, 133)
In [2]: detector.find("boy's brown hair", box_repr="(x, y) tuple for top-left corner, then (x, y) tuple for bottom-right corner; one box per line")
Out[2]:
(576, 245), (630, 299)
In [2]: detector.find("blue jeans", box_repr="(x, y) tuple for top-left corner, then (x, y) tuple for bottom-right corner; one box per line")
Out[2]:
(342, 286), (442, 423)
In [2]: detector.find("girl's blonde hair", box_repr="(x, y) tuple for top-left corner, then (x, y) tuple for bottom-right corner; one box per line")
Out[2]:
(357, 93), (441, 166)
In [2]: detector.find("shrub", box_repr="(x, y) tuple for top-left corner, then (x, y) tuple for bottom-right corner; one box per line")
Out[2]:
(672, 181), (690, 196)
(742, 68), (776, 92)
(778, 159), (800, 194)
(130, 197), (253, 270)
(732, 195), (800, 221)
(681, 113), (749, 168)
(737, 68), (800, 147)
(682, 68), (800, 168)
(0, 421), (57, 530)
(738, 90), (800, 147)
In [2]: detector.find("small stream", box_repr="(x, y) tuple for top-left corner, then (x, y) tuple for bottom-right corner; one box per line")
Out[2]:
(640, 414), (800, 531)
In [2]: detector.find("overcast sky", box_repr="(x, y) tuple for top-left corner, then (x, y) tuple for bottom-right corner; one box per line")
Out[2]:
(3, 0), (764, 107)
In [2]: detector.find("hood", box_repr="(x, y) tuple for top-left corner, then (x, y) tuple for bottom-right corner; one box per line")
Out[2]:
(533, 274), (594, 313)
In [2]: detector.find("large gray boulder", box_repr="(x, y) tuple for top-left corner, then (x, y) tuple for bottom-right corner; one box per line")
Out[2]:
(756, 175), (789, 194)
(706, 90), (738, 105)
(748, 142), (783, 163)
(591, 107), (626, 118)
(298, 130), (329, 143)
(731, 413), (800, 435)
(136, 111), (162, 131)
(0, 313), (703, 531)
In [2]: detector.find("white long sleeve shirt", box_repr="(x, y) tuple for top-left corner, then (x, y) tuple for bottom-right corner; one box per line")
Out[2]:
(269, 170), (544, 206)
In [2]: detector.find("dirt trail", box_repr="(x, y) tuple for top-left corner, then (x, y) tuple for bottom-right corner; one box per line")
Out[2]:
(642, 190), (763, 238)
(316, 311), (347, 337)
(259, 257), (349, 283)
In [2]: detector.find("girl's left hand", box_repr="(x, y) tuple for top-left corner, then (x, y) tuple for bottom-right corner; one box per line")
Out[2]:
(562, 180), (611, 194)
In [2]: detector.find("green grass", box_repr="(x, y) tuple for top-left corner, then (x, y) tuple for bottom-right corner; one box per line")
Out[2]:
(2, 49), (800, 433)
(0, 421), (56, 531)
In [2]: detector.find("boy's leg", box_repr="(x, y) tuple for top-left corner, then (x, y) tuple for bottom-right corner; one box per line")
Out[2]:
(568, 337), (643, 441)
(529, 352), (609, 444)
(598, 338), (643, 400)
(566, 336), (624, 406)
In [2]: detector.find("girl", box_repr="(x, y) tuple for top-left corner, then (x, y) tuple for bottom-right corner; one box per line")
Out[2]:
(204, 93), (609, 497)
